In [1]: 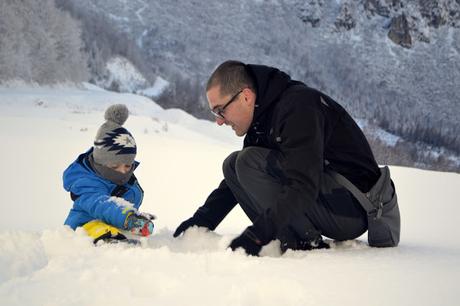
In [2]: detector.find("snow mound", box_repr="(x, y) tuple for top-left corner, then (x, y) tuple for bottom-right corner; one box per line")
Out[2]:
(103, 56), (148, 92)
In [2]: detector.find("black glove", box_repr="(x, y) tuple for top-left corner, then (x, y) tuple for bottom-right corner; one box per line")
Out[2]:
(229, 227), (263, 256)
(173, 213), (211, 237)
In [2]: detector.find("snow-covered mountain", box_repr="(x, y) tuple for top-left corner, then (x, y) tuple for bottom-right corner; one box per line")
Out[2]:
(96, 56), (148, 92)
(1, 0), (458, 172)
(58, 0), (460, 173)
(0, 84), (459, 306)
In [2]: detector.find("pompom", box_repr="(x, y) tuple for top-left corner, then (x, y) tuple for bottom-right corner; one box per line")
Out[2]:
(104, 104), (129, 125)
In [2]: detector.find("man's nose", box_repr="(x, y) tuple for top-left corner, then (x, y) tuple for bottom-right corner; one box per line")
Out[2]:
(216, 117), (225, 126)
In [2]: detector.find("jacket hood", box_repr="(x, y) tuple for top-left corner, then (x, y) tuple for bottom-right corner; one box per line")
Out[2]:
(63, 151), (94, 192)
(63, 148), (139, 191)
(245, 64), (291, 123)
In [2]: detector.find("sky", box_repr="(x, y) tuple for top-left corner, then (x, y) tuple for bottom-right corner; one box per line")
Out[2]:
(0, 84), (459, 306)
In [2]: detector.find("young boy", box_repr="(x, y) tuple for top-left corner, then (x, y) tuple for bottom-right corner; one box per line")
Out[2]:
(63, 104), (154, 244)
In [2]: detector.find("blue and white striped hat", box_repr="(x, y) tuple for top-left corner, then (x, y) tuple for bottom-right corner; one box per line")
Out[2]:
(93, 104), (137, 166)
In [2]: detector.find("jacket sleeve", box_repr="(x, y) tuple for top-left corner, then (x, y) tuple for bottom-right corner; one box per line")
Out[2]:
(194, 179), (238, 230)
(253, 98), (325, 243)
(71, 178), (135, 229)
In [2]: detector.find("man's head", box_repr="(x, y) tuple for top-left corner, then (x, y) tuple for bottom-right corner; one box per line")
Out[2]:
(206, 60), (257, 136)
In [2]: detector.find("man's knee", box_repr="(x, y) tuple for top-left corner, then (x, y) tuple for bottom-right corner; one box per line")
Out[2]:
(222, 151), (240, 180)
(235, 147), (281, 186)
(223, 148), (263, 181)
(235, 147), (267, 176)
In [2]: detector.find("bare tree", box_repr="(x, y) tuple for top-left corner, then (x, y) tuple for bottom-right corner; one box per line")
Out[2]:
(0, 0), (88, 84)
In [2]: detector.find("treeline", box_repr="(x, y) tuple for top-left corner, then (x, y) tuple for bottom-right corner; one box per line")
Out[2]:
(306, 50), (460, 155)
(373, 99), (459, 154)
(0, 0), (152, 86)
(345, 84), (459, 155)
(0, 0), (88, 83)
(55, 0), (153, 85)
(366, 88), (459, 155)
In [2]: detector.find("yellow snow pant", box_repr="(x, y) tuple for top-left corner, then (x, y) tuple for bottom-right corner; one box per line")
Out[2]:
(82, 220), (123, 243)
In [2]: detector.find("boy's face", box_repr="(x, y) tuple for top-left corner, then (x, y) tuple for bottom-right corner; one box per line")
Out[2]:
(107, 163), (132, 174)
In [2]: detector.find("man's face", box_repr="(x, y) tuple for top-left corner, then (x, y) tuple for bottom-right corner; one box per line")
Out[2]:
(207, 85), (256, 137)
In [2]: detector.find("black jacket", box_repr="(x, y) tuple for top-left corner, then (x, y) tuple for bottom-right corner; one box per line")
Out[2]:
(196, 64), (380, 243)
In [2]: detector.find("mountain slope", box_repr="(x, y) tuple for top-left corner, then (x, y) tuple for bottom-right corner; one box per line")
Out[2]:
(62, 0), (460, 172)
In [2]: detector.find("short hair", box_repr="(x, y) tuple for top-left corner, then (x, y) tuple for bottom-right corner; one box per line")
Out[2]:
(206, 60), (255, 96)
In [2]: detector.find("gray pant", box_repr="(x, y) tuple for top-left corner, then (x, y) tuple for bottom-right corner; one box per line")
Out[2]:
(222, 147), (367, 241)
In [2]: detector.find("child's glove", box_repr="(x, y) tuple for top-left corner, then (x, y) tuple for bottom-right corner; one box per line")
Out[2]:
(124, 212), (155, 237)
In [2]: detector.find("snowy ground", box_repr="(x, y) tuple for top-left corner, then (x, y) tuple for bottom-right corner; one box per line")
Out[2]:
(0, 84), (459, 306)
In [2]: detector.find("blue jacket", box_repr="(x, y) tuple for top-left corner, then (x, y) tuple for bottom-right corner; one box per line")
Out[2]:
(63, 149), (144, 230)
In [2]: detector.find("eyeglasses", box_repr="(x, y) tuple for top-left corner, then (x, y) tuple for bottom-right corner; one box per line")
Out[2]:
(211, 89), (244, 119)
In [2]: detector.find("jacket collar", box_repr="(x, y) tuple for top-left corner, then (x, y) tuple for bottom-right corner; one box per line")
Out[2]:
(245, 64), (291, 124)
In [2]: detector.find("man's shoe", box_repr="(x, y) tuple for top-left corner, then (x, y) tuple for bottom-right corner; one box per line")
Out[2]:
(278, 227), (330, 253)
(277, 227), (299, 253)
(297, 236), (330, 251)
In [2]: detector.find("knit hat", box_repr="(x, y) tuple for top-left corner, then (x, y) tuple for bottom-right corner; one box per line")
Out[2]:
(93, 104), (137, 166)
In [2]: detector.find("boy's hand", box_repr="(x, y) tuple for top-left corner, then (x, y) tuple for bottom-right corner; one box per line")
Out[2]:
(124, 212), (155, 237)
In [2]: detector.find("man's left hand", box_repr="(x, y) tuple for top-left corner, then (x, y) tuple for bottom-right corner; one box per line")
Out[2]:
(229, 227), (263, 256)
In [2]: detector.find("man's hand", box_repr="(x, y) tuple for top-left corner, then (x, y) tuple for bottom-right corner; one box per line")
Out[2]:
(229, 227), (263, 256)
(124, 212), (154, 237)
(173, 213), (211, 237)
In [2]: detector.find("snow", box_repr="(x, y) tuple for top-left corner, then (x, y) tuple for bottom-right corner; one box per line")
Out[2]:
(135, 0), (148, 26)
(104, 56), (147, 92)
(138, 76), (170, 98)
(110, 196), (135, 210)
(1, 85), (459, 306)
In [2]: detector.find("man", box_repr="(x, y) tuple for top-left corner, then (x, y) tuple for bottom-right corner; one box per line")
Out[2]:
(174, 60), (389, 256)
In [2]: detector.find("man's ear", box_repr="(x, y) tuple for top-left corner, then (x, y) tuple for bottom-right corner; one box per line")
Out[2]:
(243, 88), (256, 106)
